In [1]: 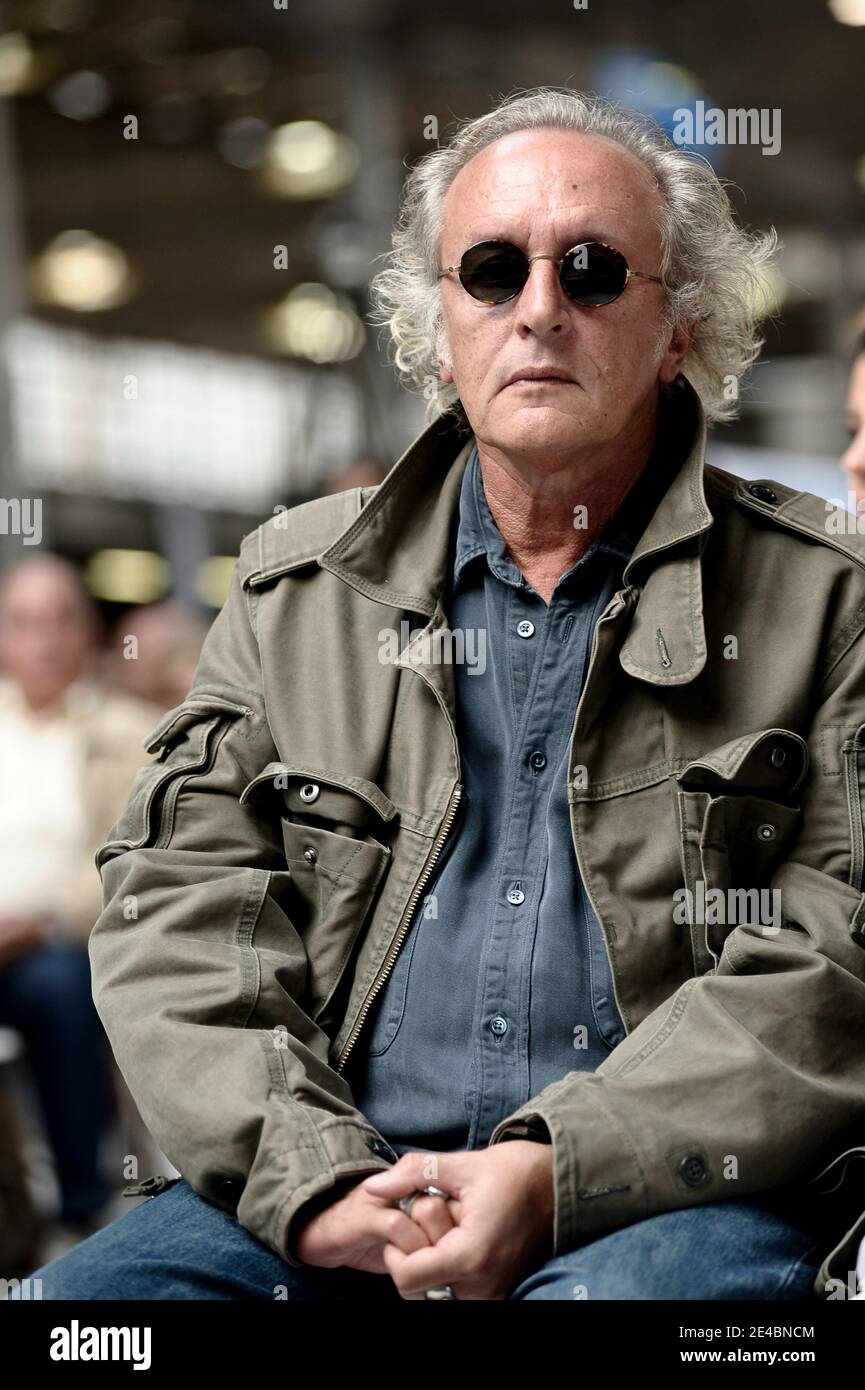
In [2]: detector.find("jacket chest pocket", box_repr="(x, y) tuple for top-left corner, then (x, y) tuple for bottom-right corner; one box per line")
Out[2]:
(239, 762), (398, 1025)
(674, 727), (808, 972)
(96, 694), (253, 870)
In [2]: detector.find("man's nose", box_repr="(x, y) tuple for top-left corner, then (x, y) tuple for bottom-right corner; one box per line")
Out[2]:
(515, 258), (568, 334)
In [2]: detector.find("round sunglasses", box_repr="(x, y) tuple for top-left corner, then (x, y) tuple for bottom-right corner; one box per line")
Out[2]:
(437, 239), (664, 307)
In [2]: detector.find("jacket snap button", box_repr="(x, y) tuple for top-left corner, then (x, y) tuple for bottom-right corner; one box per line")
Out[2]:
(299, 783), (320, 803)
(757, 823), (776, 841)
(303, 847), (318, 865)
(770, 745), (787, 768)
(215, 1177), (245, 1206)
(748, 483), (778, 505)
(678, 1153), (708, 1186)
(366, 1136), (398, 1161)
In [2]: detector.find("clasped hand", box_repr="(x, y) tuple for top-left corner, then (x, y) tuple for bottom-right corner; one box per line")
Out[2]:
(292, 1140), (555, 1300)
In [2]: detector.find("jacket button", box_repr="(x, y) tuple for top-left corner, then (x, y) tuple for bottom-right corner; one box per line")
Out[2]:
(299, 783), (320, 803)
(678, 1153), (708, 1186)
(770, 745), (787, 768)
(757, 823), (776, 841)
(215, 1177), (245, 1207)
(366, 1136), (398, 1162)
(303, 846), (318, 864)
(748, 483), (778, 505)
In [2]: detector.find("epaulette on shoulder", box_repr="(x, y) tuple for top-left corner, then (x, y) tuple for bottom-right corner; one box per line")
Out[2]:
(705, 463), (865, 573)
(237, 484), (380, 590)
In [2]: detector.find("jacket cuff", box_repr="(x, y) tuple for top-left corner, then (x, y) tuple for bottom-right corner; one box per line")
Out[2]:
(238, 1108), (400, 1270)
(488, 1075), (650, 1256)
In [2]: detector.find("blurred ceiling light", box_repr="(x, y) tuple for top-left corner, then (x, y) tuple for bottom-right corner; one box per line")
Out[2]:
(642, 61), (701, 104)
(85, 550), (170, 605)
(32, 230), (134, 312)
(262, 121), (358, 199)
(217, 116), (270, 169)
(0, 33), (38, 96)
(828, 0), (865, 23)
(213, 47), (270, 96)
(48, 69), (111, 120)
(263, 283), (365, 362)
(196, 556), (237, 609)
(40, 0), (95, 31)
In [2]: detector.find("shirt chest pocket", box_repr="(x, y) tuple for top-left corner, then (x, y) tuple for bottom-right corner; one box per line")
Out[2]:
(674, 727), (808, 971)
(239, 762), (397, 1024)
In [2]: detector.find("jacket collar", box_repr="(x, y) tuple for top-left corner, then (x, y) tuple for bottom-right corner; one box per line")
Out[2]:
(320, 373), (714, 686)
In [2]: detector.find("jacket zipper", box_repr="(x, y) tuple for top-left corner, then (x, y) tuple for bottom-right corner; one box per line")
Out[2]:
(335, 782), (463, 1073)
(842, 739), (864, 891)
(567, 587), (635, 1032)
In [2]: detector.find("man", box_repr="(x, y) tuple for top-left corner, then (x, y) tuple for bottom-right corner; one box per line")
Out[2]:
(0, 555), (163, 1242)
(22, 87), (865, 1301)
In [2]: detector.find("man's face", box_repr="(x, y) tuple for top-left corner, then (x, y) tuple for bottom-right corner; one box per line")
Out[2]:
(437, 128), (690, 466)
(0, 567), (93, 705)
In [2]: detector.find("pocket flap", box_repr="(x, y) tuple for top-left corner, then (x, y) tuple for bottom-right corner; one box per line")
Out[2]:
(677, 728), (808, 797)
(239, 762), (398, 829)
(143, 694), (252, 755)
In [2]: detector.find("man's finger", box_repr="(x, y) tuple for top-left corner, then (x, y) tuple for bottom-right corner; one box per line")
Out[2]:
(403, 1193), (456, 1246)
(361, 1151), (458, 1200)
(371, 1205), (435, 1256)
(382, 1229), (468, 1297)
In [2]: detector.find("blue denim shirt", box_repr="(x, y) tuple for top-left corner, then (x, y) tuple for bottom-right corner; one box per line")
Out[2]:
(347, 438), (663, 1155)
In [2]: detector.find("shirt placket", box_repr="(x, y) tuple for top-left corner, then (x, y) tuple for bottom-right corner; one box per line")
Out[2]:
(470, 573), (585, 1144)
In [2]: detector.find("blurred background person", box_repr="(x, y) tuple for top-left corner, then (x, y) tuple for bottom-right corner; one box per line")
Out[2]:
(0, 553), (162, 1258)
(841, 327), (865, 510)
(101, 599), (209, 711)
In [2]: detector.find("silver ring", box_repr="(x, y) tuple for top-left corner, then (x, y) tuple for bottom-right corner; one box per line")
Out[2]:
(397, 1184), (450, 1216)
(424, 1283), (457, 1300)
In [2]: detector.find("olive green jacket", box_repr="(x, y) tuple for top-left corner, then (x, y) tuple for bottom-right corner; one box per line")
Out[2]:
(90, 378), (865, 1298)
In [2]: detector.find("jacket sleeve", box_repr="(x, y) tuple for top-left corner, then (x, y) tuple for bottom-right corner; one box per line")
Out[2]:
(487, 615), (865, 1258)
(88, 555), (398, 1268)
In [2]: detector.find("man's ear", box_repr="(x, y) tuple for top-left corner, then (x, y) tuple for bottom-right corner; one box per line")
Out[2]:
(435, 320), (455, 386)
(658, 316), (698, 384)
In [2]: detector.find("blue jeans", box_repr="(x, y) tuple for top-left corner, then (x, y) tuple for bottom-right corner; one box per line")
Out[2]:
(15, 1177), (825, 1300)
(0, 941), (113, 1224)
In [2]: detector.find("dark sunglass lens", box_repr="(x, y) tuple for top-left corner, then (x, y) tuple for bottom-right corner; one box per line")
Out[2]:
(459, 242), (526, 303)
(561, 242), (628, 305)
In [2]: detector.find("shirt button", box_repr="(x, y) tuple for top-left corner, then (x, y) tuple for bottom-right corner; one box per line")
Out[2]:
(490, 1015), (508, 1036)
(506, 884), (525, 905)
(516, 619), (535, 638)
(529, 749), (546, 771)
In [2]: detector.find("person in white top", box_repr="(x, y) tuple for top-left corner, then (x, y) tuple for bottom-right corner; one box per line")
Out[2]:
(0, 554), (163, 1234)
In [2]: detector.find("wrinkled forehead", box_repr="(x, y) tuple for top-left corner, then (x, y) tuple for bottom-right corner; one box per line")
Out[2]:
(441, 128), (664, 251)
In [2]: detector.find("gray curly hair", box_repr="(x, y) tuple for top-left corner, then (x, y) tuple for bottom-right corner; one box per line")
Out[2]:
(368, 86), (780, 428)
